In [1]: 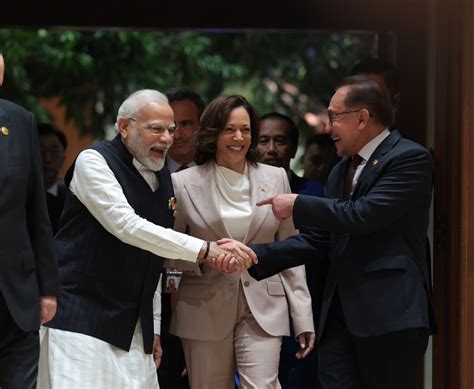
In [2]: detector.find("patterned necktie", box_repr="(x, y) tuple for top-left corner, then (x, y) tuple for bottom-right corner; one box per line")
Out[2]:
(344, 155), (363, 199)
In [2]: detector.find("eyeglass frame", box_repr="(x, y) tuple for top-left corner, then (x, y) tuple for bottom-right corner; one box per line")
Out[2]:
(127, 117), (176, 137)
(327, 108), (372, 126)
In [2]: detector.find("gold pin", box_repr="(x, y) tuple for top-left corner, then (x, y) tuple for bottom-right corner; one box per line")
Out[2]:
(1, 127), (9, 136)
(258, 185), (267, 192)
(372, 159), (379, 166)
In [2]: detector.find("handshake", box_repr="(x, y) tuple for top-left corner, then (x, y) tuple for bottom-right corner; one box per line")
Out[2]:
(198, 239), (258, 273)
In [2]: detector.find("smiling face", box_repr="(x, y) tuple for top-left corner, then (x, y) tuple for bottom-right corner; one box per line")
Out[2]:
(215, 106), (252, 173)
(168, 99), (200, 164)
(326, 86), (367, 157)
(119, 102), (174, 171)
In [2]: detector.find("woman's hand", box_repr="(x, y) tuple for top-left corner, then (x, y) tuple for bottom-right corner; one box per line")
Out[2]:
(295, 331), (316, 359)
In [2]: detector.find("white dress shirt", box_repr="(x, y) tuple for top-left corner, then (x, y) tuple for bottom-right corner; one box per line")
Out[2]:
(166, 154), (197, 174)
(352, 129), (390, 188)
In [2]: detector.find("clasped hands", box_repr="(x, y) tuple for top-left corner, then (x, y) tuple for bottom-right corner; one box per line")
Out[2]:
(199, 240), (257, 273)
(198, 194), (298, 273)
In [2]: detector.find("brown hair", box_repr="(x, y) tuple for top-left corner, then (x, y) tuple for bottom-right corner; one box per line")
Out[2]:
(194, 95), (260, 165)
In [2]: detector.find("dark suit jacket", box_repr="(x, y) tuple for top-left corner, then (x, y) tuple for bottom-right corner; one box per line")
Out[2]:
(46, 182), (67, 235)
(0, 98), (60, 331)
(249, 130), (437, 338)
(289, 170), (325, 197)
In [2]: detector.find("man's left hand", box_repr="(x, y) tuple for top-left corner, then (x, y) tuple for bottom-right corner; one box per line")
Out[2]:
(256, 194), (298, 221)
(295, 331), (316, 359)
(40, 296), (57, 325)
(153, 335), (163, 368)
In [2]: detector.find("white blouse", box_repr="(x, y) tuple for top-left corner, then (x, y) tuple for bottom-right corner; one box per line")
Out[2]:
(215, 164), (252, 242)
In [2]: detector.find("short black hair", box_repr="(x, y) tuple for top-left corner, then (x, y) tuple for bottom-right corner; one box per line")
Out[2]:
(165, 87), (206, 119)
(259, 112), (299, 147)
(350, 58), (399, 98)
(304, 133), (333, 152)
(37, 123), (68, 150)
(337, 76), (395, 129)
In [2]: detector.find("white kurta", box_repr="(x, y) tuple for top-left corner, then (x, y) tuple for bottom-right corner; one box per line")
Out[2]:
(38, 148), (205, 389)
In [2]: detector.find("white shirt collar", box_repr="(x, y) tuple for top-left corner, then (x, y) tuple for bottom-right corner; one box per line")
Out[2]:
(357, 129), (390, 162)
(47, 182), (59, 196)
(166, 154), (196, 173)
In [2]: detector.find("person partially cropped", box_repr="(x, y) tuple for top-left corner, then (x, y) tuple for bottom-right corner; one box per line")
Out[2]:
(166, 95), (315, 389)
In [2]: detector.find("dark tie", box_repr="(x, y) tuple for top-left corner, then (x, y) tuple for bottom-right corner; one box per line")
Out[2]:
(344, 155), (363, 199)
(176, 164), (188, 172)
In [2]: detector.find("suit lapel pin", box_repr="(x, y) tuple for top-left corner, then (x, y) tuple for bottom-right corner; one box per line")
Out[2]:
(372, 159), (379, 166)
(1, 127), (9, 136)
(258, 184), (268, 193)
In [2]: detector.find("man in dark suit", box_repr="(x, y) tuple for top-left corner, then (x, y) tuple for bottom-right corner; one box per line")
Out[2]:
(0, 50), (60, 389)
(160, 87), (206, 389)
(257, 112), (329, 389)
(38, 123), (68, 234)
(257, 112), (326, 196)
(242, 76), (436, 389)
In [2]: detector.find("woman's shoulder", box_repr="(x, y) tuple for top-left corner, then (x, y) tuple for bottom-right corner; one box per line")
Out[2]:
(171, 163), (212, 183)
(253, 162), (286, 178)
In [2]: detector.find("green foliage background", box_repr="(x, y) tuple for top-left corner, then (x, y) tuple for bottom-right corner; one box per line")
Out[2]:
(0, 29), (376, 140)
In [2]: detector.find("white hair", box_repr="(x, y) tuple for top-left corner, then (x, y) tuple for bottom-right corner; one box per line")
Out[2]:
(115, 89), (169, 131)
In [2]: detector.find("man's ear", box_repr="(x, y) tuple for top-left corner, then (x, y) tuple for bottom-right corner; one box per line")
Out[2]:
(358, 108), (371, 129)
(392, 93), (400, 112)
(117, 117), (130, 140)
(290, 143), (298, 159)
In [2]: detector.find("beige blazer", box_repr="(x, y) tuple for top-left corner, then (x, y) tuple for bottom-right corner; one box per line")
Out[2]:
(166, 162), (314, 342)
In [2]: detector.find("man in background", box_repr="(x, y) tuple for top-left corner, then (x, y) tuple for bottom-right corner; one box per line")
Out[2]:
(0, 49), (59, 389)
(158, 87), (206, 389)
(165, 87), (205, 172)
(300, 134), (338, 185)
(257, 112), (327, 389)
(257, 112), (323, 196)
(38, 123), (68, 234)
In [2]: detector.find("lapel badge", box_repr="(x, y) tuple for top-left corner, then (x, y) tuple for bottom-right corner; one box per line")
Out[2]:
(371, 159), (379, 166)
(258, 184), (267, 193)
(1, 127), (9, 136)
(168, 196), (177, 217)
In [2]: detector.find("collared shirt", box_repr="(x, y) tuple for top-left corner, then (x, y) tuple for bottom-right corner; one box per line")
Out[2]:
(352, 129), (390, 189)
(47, 182), (59, 196)
(166, 154), (196, 174)
(69, 149), (204, 333)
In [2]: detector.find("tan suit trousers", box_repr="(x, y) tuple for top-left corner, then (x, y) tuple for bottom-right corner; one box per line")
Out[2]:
(181, 284), (282, 389)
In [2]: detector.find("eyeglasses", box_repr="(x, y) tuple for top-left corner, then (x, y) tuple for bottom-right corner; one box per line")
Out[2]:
(128, 117), (176, 137)
(327, 109), (363, 125)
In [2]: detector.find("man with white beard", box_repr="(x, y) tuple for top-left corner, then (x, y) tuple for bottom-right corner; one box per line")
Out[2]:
(38, 90), (255, 389)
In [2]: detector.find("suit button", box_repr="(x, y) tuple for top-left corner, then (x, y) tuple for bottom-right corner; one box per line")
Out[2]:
(244, 281), (250, 287)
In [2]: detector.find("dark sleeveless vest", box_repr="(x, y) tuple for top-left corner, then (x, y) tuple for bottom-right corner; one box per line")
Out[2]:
(47, 136), (174, 354)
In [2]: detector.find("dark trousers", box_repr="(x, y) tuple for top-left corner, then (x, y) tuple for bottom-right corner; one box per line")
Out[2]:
(158, 288), (190, 389)
(318, 291), (429, 389)
(0, 293), (39, 389)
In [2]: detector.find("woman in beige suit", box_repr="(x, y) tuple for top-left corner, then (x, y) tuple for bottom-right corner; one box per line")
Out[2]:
(167, 95), (315, 389)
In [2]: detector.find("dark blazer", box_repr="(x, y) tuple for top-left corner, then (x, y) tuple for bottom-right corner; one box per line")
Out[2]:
(289, 170), (325, 197)
(46, 182), (67, 235)
(249, 130), (437, 338)
(0, 98), (60, 331)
